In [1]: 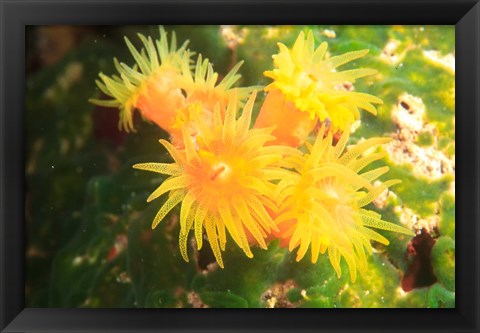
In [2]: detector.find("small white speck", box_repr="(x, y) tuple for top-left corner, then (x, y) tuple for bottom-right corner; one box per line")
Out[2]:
(321, 29), (336, 39)
(51, 165), (55, 169)
(72, 256), (84, 266)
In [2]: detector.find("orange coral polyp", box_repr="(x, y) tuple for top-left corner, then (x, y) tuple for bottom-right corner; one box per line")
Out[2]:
(133, 91), (297, 267)
(90, 26), (190, 132)
(169, 53), (257, 147)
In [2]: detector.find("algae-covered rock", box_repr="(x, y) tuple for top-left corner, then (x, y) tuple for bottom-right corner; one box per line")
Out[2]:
(427, 283), (455, 308)
(430, 236), (455, 292)
(192, 241), (287, 308)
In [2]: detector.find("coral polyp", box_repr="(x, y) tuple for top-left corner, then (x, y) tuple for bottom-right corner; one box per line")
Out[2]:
(133, 91), (297, 267)
(257, 30), (382, 146)
(274, 125), (414, 282)
(90, 27), (189, 132)
(179, 53), (254, 112)
(169, 53), (256, 146)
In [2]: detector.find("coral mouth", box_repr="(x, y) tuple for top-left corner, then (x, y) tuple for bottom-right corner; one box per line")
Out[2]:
(210, 164), (227, 181)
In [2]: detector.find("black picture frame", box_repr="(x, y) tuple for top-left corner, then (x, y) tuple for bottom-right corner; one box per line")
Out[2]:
(1, 0), (479, 332)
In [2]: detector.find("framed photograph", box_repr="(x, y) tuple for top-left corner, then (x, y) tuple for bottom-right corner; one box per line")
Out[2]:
(1, 0), (479, 332)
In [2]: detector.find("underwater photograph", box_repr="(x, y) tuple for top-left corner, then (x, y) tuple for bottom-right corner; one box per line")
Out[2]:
(25, 25), (455, 308)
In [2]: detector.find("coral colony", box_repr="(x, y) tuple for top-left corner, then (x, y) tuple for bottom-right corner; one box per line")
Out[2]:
(91, 27), (414, 283)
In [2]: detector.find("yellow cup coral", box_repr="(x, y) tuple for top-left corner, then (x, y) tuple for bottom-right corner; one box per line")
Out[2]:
(273, 125), (414, 282)
(256, 30), (382, 147)
(133, 91), (298, 267)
